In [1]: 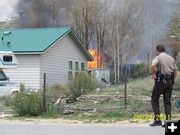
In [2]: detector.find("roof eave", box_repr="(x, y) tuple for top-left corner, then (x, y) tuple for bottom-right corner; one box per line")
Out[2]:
(14, 51), (43, 55)
(68, 30), (94, 61)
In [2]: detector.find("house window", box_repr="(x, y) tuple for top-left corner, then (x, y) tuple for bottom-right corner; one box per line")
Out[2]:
(81, 62), (86, 71)
(75, 61), (79, 77)
(68, 61), (73, 80)
(68, 61), (86, 80)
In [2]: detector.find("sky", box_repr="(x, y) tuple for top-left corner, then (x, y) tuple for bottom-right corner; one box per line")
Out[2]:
(0, 0), (20, 21)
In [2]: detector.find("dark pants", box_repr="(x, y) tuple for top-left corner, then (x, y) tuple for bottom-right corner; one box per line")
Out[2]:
(151, 80), (173, 121)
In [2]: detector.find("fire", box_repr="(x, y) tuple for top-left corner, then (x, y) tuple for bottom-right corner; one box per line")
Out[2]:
(88, 49), (103, 69)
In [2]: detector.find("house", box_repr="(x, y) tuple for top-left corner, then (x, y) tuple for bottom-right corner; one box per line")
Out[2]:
(0, 27), (93, 90)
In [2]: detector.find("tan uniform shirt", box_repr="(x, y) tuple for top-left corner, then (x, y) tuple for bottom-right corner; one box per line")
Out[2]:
(151, 52), (177, 75)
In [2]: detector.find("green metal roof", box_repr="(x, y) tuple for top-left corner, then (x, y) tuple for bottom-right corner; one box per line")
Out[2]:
(0, 27), (93, 61)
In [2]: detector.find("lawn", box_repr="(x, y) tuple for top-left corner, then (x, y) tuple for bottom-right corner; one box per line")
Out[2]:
(1, 75), (180, 123)
(61, 75), (180, 123)
(96, 77), (180, 96)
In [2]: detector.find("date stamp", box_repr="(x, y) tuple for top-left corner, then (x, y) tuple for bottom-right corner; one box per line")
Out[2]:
(134, 113), (170, 121)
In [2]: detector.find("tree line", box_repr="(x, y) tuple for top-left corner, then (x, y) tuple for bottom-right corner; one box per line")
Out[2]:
(0, 0), (179, 83)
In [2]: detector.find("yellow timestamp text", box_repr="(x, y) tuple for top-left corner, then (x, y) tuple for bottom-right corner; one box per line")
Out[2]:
(134, 114), (170, 121)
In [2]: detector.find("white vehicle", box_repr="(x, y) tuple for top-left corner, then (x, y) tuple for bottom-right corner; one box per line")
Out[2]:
(0, 51), (20, 96)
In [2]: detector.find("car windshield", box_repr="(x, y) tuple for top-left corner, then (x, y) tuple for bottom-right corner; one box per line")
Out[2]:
(0, 71), (7, 81)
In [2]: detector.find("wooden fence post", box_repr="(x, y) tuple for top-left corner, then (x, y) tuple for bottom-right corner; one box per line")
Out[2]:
(124, 76), (127, 109)
(43, 73), (46, 112)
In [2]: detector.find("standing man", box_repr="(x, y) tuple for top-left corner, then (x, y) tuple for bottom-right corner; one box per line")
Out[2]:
(149, 44), (177, 127)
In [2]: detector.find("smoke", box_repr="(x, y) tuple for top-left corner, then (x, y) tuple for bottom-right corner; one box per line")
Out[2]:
(14, 0), (72, 28)
(14, 0), (50, 28)
(141, 0), (171, 44)
(0, 0), (20, 21)
(137, 0), (175, 61)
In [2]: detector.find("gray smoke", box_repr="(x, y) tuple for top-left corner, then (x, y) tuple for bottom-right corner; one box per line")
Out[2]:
(0, 0), (20, 21)
(14, 0), (72, 28)
(136, 0), (176, 62)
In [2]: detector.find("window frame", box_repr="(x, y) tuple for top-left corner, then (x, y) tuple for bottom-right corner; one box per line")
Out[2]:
(80, 61), (86, 72)
(75, 61), (80, 78)
(68, 60), (73, 80)
(68, 60), (87, 80)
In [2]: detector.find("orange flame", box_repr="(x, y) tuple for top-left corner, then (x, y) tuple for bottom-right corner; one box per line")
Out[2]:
(88, 49), (103, 69)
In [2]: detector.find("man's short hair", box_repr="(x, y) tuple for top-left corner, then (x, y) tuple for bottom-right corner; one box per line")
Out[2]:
(156, 44), (166, 52)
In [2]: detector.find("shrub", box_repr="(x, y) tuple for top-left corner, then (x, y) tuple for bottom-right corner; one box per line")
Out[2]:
(20, 83), (26, 93)
(46, 84), (68, 104)
(0, 95), (11, 106)
(68, 73), (98, 101)
(11, 93), (43, 116)
(174, 77), (180, 90)
(131, 63), (149, 78)
(49, 84), (67, 95)
(177, 63), (180, 71)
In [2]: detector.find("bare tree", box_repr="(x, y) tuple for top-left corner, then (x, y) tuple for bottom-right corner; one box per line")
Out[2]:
(48, 0), (59, 27)
(167, 14), (180, 59)
(104, 0), (143, 82)
(70, 0), (105, 49)
(95, 1), (111, 68)
(47, 0), (72, 27)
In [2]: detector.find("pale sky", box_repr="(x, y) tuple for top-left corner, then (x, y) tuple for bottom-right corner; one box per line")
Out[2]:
(0, 0), (20, 21)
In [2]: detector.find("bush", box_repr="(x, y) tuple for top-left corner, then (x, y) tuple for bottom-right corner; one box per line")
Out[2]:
(46, 84), (68, 104)
(0, 95), (12, 106)
(177, 63), (180, 71)
(20, 83), (26, 93)
(131, 63), (149, 78)
(11, 93), (43, 116)
(174, 77), (180, 90)
(68, 73), (98, 101)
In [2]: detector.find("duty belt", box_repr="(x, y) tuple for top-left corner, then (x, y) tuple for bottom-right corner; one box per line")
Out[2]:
(155, 72), (172, 84)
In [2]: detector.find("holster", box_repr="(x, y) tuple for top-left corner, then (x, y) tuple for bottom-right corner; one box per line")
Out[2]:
(154, 71), (172, 84)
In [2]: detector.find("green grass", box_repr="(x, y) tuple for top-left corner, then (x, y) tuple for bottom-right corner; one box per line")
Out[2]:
(1, 76), (179, 123)
(94, 76), (180, 97)
(62, 109), (133, 123)
(62, 76), (180, 122)
(92, 77), (153, 96)
(69, 100), (124, 111)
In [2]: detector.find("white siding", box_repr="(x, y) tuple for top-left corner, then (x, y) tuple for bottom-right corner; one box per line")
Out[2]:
(4, 55), (40, 89)
(40, 34), (87, 88)
(3, 34), (88, 90)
